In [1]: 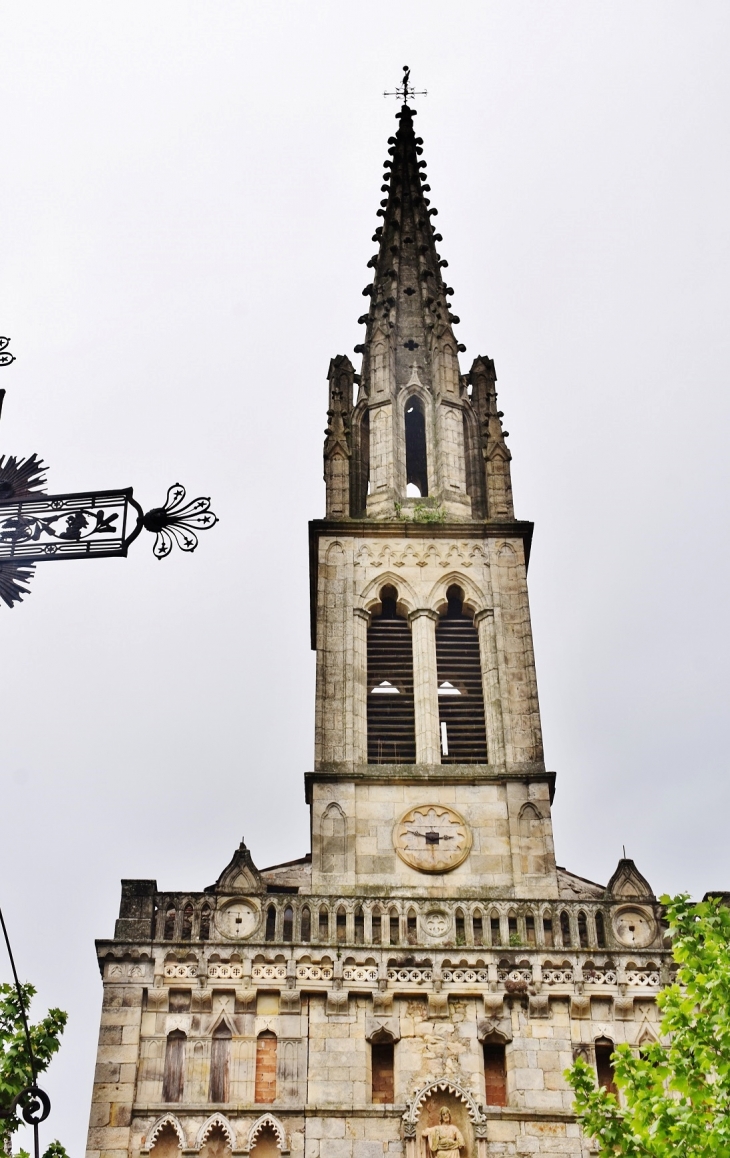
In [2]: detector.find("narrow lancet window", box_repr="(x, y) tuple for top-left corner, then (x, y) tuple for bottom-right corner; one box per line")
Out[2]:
(163, 906), (176, 941)
(595, 1038), (617, 1094)
(265, 905), (276, 942)
(484, 1042), (507, 1106)
(436, 586), (487, 763)
(300, 906), (311, 942)
(282, 906), (293, 942)
(162, 1030), (186, 1103)
(405, 396), (428, 496)
(209, 1022), (231, 1103)
(371, 1041), (395, 1104)
(367, 586), (415, 764)
(199, 905), (211, 941)
(181, 904), (193, 941)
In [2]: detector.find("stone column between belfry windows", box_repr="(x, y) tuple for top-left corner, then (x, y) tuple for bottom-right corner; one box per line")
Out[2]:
(475, 606), (506, 765)
(409, 607), (441, 764)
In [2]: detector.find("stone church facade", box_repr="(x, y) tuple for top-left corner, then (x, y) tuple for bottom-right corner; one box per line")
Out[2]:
(86, 103), (670, 1158)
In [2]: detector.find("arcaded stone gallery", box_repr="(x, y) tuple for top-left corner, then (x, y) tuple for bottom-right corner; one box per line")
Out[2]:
(86, 102), (669, 1158)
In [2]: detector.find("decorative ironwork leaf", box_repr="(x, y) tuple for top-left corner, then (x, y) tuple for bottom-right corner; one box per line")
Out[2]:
(142, 483), (218, 560)
(0, 562), (34, 608)
(0, 455), (47, 501)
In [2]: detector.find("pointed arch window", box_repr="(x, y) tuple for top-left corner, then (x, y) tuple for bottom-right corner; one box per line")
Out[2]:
(436, 586), (487, 763)
(560, 911), (572, 948)
(181, 904), (193, 942)
(595, 911), (606, 949)
(265, 905), (277, 942)
(371, 1041), (395, 1104)
(490, 911), (501, 946)
(199, 905), (211, 941)
(455, 909), (466, 945)
(300, 906), (311, 943)
(389, 909), (400, 946)
(282, 907), (293, 942)
(336, 907), (347, 944)
(407, 909), (417, 944)
(595, 1037), (617, 1094)
(525, 913), (536, 945)
(163, 906), (176, 941)
(483, 1041), (507, 1106)
(318, 906), (329, 941)
(354, 906), (365, 944)
(543, 914), (554, 948)
(578, 911), (589, 949)
(367, 586), (415, 764)
(209, 1022), (231, 1103)
(371, 907), (382, 945)
(472, 910), (484, 945)
(405, 395), (428, 496)
(162, 1030), (186, 1103)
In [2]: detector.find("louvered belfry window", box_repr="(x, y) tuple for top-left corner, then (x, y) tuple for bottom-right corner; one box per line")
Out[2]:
(367, 587), (416, 763)
(436, 586), (488, 763)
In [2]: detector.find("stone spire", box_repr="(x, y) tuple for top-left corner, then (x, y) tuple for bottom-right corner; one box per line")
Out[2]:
(323, 101), (516, 523)
(355, 103), (464, 405)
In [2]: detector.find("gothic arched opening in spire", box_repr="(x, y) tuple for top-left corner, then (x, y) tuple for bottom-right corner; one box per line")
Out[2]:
(367, 586), (416, 763)
(436, 585), (488, 762)
(405, 396), (428, 496)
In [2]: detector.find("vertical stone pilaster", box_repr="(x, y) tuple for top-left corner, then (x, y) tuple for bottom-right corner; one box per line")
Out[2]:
(475, 607), (506, 765)
(85, 981), (143, 1158)
(352, 608), (370, 763)
(366, 401), (396, 517)
(436, 401), (472, 517)
(409, 608), (440, 764)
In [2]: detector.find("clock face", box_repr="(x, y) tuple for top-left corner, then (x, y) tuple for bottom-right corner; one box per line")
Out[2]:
(215, 899), (260, 940)
(394, 805), (472, 873)
(612, 906), (655, 948)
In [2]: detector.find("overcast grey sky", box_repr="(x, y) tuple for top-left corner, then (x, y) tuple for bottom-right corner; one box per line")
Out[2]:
(1, 1), (729, 1151)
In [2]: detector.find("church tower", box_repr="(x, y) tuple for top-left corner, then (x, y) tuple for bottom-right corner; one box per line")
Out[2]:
(85, 96), (669, 1158)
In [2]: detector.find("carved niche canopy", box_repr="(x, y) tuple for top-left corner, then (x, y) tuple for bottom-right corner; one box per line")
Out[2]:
(402, 1078), (488, 1140)
(606, 858), (655, 900)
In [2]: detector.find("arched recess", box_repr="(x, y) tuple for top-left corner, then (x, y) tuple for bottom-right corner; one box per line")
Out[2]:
(518, 803), (548, 876)
(350, 402), (370, 517)
(148, 1115), (186, 1152)
(403, 1078), (488, 1136)
(320, 803), (346, 875)
(462, 405), (486, 518)
(435, 585), (488, 763)
(366, 584), (415, 764)
(248, 1114), (288, 1154)
(359, 571), (419, 617)
(428, 572), (488, 620)
(197, 1116), (236, 1151)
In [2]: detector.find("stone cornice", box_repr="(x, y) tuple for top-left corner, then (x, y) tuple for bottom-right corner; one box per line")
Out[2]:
(305, 763), (555, 804)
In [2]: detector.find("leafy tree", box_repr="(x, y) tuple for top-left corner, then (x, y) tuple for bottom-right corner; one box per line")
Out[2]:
(0, 982), (68, 1158)
(567, 893), (730, 1157)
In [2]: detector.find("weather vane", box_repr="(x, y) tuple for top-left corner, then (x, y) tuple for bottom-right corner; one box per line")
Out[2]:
(0, 337), (218, 608)
(384, 65), (427, 104)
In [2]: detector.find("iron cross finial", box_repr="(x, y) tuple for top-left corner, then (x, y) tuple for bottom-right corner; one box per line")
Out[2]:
(383, 64), (427, 104)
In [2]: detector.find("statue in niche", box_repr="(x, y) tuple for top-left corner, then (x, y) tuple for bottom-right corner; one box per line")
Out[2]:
(422, 1109), (465, 1158)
